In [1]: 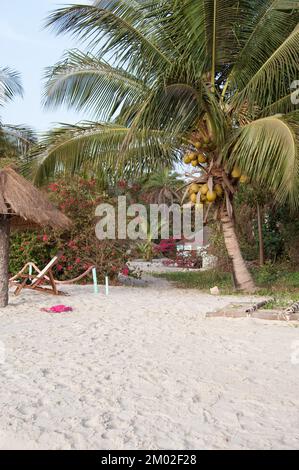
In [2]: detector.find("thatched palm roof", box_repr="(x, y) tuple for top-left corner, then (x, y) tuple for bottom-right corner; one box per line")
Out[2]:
(0, 167), (71, 230)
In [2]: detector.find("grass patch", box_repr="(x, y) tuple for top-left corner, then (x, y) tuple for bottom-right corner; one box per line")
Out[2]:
(154, 266), (299, 307)
(154, 270), (233, 292)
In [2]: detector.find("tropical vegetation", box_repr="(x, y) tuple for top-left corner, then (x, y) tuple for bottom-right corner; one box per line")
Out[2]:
(10, 176), (132, 284)
(27, 0), (299, 292)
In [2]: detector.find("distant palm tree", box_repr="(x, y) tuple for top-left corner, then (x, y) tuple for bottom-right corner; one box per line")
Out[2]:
(30, 0), (299, 291)
(142, 169), (182, 204)
(0, 68), (35, 166)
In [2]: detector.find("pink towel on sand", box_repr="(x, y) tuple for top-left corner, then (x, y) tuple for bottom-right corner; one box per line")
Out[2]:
(41, 305), (73, 313)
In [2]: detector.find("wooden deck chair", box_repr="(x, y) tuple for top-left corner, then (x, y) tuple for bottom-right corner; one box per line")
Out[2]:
(11, 256), (65, 296)
(10, 258), (96, 294)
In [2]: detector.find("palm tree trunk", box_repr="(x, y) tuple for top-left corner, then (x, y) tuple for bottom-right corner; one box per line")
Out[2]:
(221, 210), (256, 293)
(0, 216), (10, 308)
(257, 203), (265, 266)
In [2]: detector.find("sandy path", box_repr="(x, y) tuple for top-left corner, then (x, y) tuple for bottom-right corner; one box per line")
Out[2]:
(0, 285), (298, 450)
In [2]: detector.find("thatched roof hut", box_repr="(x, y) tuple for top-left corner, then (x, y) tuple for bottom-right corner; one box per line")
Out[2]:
(0, 167), (71, 307)
(0, 166), (71, 230)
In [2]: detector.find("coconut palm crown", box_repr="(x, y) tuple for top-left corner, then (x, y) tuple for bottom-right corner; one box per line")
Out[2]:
(30, 0), (299, 291)
(142, 169), (183, 204)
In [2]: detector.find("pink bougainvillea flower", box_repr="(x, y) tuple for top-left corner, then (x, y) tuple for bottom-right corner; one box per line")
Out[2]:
(75, 258), (81, 264)
(68, 240), (77, 249)
(122, 266), (130, 276)
(48, 183), (59, 192)
(42, 234), (48, 242)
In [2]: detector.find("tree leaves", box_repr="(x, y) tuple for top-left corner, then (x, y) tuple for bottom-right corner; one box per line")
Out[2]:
(225, 113), (299, 209)
(0, 67), (23, 107)
(44, 50), (148, 120)
(26, 122), (179, 185)
(29, 0), (299, 212)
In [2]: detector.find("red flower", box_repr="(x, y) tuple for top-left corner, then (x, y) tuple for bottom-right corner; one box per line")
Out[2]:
(122, 266), (130, 276)
(67, 265), (73, 271)
(68, 240), (77, 249)
(48, 183), (59, 192)
(118, 180), (127, 189)
(42, 234), (49, 242)
(75, 258), (81, 264)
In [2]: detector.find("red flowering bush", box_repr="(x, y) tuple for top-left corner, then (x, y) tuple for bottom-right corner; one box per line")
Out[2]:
(154, 238), (178, 258)
(9, 177), (132, 284)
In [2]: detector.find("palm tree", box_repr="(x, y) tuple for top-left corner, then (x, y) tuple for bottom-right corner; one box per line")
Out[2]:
(142, 169), (182, 204)
(0, 68), (36, 166)
(29, 0), (299, 292)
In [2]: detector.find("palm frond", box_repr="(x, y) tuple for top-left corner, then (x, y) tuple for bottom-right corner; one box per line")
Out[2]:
(140, 82), (202, 138)
(261, 91), (299, 117)
(25, 121), (179, 186)
(44, 50), (148, 120)
(0, 125), (36, 161)
(230, 24), (299, 115)
(0, 67), (23, 106)
(225, 113), (299, 209)
(202, 84), (228, 147)
(45, 1), (172, 79)
(224, 0), (299, 99)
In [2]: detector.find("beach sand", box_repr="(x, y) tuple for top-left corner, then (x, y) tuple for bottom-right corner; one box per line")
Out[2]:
(0, 283), (298, 450)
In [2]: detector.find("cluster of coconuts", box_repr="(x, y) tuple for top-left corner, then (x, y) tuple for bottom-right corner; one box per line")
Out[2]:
(184, 130), (216, 168)
(183, 135), (215, 169)
(188, 182), (223, 205)
(183, 129), (248, 206)
(187, 167), (248, 205)
(184, 151), (208, 167)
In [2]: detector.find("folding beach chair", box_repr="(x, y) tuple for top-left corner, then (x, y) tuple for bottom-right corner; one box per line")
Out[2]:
(11, 255), (65, 296)
(10, 256), (96, 296)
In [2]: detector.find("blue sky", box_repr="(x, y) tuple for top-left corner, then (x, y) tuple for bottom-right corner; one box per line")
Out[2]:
(1, 0), (87, 132)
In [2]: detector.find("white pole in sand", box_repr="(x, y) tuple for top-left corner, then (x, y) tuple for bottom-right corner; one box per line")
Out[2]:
(92, 267), (99, 294)
(105, 276), (109, 296)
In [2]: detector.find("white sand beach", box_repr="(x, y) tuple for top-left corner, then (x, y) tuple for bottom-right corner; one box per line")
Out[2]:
(0, 283), (299, 450)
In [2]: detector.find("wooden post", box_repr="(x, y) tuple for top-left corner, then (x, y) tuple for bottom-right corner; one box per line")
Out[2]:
(0, 215), (11, 308)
